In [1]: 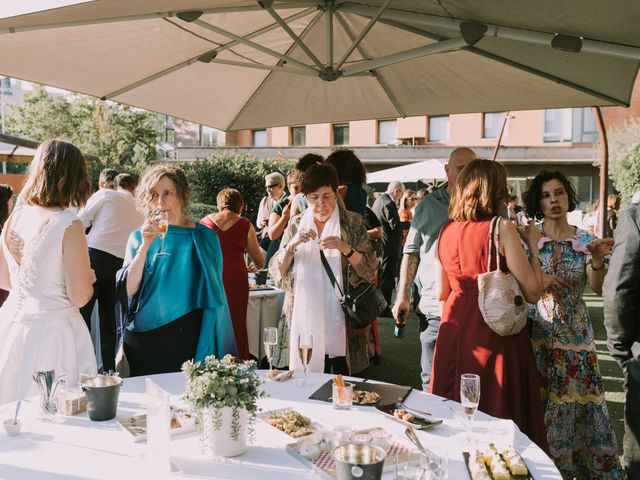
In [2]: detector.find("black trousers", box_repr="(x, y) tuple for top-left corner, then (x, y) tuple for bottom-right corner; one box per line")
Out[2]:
(623, 363), (640, 479)
(324, 355), (349, 375)
(378, 255), (400, 306)
(124, 309), (203, 377)
(79, 248), (123, 372)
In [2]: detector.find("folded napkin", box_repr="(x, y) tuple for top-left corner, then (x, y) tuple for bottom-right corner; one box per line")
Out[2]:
(266, 370), (294, 382)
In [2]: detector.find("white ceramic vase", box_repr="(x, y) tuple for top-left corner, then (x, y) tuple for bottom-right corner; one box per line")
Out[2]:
(208, 407), (248, 457)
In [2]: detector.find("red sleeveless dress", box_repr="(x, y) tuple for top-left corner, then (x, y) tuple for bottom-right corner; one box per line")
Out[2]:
(431, 220), (549, 452)
(200, 216), (251, 360)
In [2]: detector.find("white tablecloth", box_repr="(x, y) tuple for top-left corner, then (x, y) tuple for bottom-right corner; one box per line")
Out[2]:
(0, 372), (561, 480)
(247, 288), (285, 359)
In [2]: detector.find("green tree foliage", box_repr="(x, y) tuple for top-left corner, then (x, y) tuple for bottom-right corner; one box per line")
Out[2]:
(182, 153), (295, 223)
(7, 85), (161, 172)
(611, 144), (640, 204)
(608, 118), (640, 204)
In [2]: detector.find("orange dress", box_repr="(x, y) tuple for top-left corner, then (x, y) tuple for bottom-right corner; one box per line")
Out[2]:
(398, 209), (413, 246)
(430, 220), (549, 452)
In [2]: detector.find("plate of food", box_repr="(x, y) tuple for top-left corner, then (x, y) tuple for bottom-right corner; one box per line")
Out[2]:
(374, 404), (442, 430)
(116, 406), (196, 442)
(463, 443), (532, 479)
(309, 376), (410, 406)
(259, 408), (325, 439)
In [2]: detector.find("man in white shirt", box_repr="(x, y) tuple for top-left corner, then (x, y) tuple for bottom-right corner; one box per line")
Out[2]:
(78, 169), (144, 371)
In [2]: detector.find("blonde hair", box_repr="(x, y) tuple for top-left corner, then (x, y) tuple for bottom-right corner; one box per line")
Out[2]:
(136, 164), (191, 217)
(449, 159), (508, 222)
(22, 139), (90, 209)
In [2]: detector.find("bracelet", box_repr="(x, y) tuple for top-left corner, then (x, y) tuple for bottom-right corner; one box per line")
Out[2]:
(590, 260), (606, 271)
(529, 253), (540, 262)
(344, 248), (355, 259)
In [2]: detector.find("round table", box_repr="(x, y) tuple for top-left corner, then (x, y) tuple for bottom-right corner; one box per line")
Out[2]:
(0, 371), (561, 479)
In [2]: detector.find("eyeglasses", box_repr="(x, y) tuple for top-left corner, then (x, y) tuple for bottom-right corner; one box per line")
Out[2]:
(265, 184), (280, 189)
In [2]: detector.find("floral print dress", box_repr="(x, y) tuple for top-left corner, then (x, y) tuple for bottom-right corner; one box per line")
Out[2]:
(529, 227), (623, 479)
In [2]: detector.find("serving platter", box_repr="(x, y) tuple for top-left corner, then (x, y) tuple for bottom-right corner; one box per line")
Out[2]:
(374, 403), (442, 430)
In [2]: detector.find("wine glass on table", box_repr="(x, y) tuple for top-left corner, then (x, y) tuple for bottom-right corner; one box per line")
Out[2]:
(460, 373), (480, 445)
(297, 333), (313, 387)
(155, 209), (170, 257)
(263, 327), (278, 379)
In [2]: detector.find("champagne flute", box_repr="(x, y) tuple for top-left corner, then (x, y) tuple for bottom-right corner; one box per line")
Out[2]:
(156, 209), (170, 257)
(460, 373), (481, 445)
(297, 333), (313, 387)
(263, 327), (278, 377)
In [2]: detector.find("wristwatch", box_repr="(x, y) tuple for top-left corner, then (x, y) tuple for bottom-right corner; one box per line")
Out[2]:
(344, 248), (355, 259)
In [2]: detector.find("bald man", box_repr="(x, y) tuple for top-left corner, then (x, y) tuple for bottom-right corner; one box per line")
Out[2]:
(392, 147), (476, 390)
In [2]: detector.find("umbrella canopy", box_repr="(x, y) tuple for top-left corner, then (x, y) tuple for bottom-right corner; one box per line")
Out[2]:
(367, 159), (446, 184)
(0, 1), (639, 131)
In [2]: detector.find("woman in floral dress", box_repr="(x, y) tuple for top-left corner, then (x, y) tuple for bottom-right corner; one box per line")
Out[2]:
(523, 171), (622, 479)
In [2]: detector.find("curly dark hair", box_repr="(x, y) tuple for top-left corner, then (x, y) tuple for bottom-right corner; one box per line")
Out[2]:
(325, 148), (367, 186)
(523, 170), (578, 220)
(296, 153), (323, 172)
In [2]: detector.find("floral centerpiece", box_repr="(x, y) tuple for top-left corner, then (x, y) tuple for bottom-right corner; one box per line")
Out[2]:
(182, 355), (266, 457)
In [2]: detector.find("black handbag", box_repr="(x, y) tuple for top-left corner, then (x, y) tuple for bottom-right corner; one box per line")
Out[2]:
(319, 250), (387, 329)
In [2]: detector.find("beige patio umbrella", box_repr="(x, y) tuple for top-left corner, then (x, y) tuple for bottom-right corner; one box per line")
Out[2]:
(0, 1), (639, 132)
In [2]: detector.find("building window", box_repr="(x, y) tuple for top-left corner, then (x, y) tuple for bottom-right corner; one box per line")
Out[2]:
(199, 125), (217, 147)
(543, 109), (573, 143)
(291, 126), (306, 146)
(0, 77), (11, 96)
(573, 107), (598, 143)
(483, 112), (505, 139)
(332, 124), (349, 146)
(377, 119), (397, 145)
(253, 129), (267, 147)
(427, 116), (449, 142)
(544, 108), (598, 143)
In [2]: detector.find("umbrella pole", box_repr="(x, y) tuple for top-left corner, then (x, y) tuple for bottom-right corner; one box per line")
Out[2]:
(491, 111), (511, 161)
(593, 106), (609, 238)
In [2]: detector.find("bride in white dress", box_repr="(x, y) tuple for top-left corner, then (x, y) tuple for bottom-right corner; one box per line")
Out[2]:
(0, 139), (97, 404)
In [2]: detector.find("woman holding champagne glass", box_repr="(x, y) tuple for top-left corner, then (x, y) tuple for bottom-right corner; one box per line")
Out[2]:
(430, 159), (548, 451)
(119, 165), (237, 376)
(270, 163), (377, 377)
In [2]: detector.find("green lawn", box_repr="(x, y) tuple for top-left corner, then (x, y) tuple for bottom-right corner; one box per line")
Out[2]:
(360, 289), (625, 454)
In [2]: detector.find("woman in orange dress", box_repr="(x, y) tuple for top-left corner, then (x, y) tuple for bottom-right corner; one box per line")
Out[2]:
(398, 189), (416, 246)
(201, 189), (264, 359)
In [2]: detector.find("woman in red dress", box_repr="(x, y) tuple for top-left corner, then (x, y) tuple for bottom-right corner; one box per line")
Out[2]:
(201, 188), (264, 359)
(430, 159), (549, 451)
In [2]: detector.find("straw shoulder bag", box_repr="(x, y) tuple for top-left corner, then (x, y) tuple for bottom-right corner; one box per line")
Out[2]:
(477, 216), (528, 336)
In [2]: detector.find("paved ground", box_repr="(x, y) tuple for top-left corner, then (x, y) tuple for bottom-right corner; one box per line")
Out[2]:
(360, 289), (625, 453)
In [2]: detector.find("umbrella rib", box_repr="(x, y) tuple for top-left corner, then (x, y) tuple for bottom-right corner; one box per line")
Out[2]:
(0, 6), (279, 35)
(341, 4), (640, 61)
(466, 46), (629, 106)
(334, 12), (405, 118)
(207, 58), (317, 76)
(213, 7), (317, 57)
(261, 5), (324, 69)
(342, 38), (467, 76)
(352, 14), (629, 106)
(191, 19), (318, 75)
(335, 0), (393, 71)
(226, 9), (324, 131)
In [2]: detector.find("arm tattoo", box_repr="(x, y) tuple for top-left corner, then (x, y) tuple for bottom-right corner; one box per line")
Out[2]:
(397, 252), (420, 297)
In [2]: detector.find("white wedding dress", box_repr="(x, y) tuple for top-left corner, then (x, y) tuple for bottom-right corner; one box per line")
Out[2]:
(0, 206), (97, 404)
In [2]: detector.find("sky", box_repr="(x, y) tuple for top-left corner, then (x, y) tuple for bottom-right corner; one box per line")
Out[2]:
(0, 1), (90, 20)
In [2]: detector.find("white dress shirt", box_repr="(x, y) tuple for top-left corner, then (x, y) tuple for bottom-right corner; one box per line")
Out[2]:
(78, 189), (144, 259)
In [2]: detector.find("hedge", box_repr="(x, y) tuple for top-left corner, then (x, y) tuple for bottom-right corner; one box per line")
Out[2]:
(181, 153), (296, 224)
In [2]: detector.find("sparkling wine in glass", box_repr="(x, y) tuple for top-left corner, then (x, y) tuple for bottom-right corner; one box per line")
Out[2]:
(297, 333), (313, 387)
(156, 210), (170, 257)
(460, 373), (481, 444)
(263, 327), (277, 377)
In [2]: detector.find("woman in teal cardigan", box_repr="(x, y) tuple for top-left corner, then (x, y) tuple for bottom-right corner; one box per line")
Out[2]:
(121, 165), (237, 376)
